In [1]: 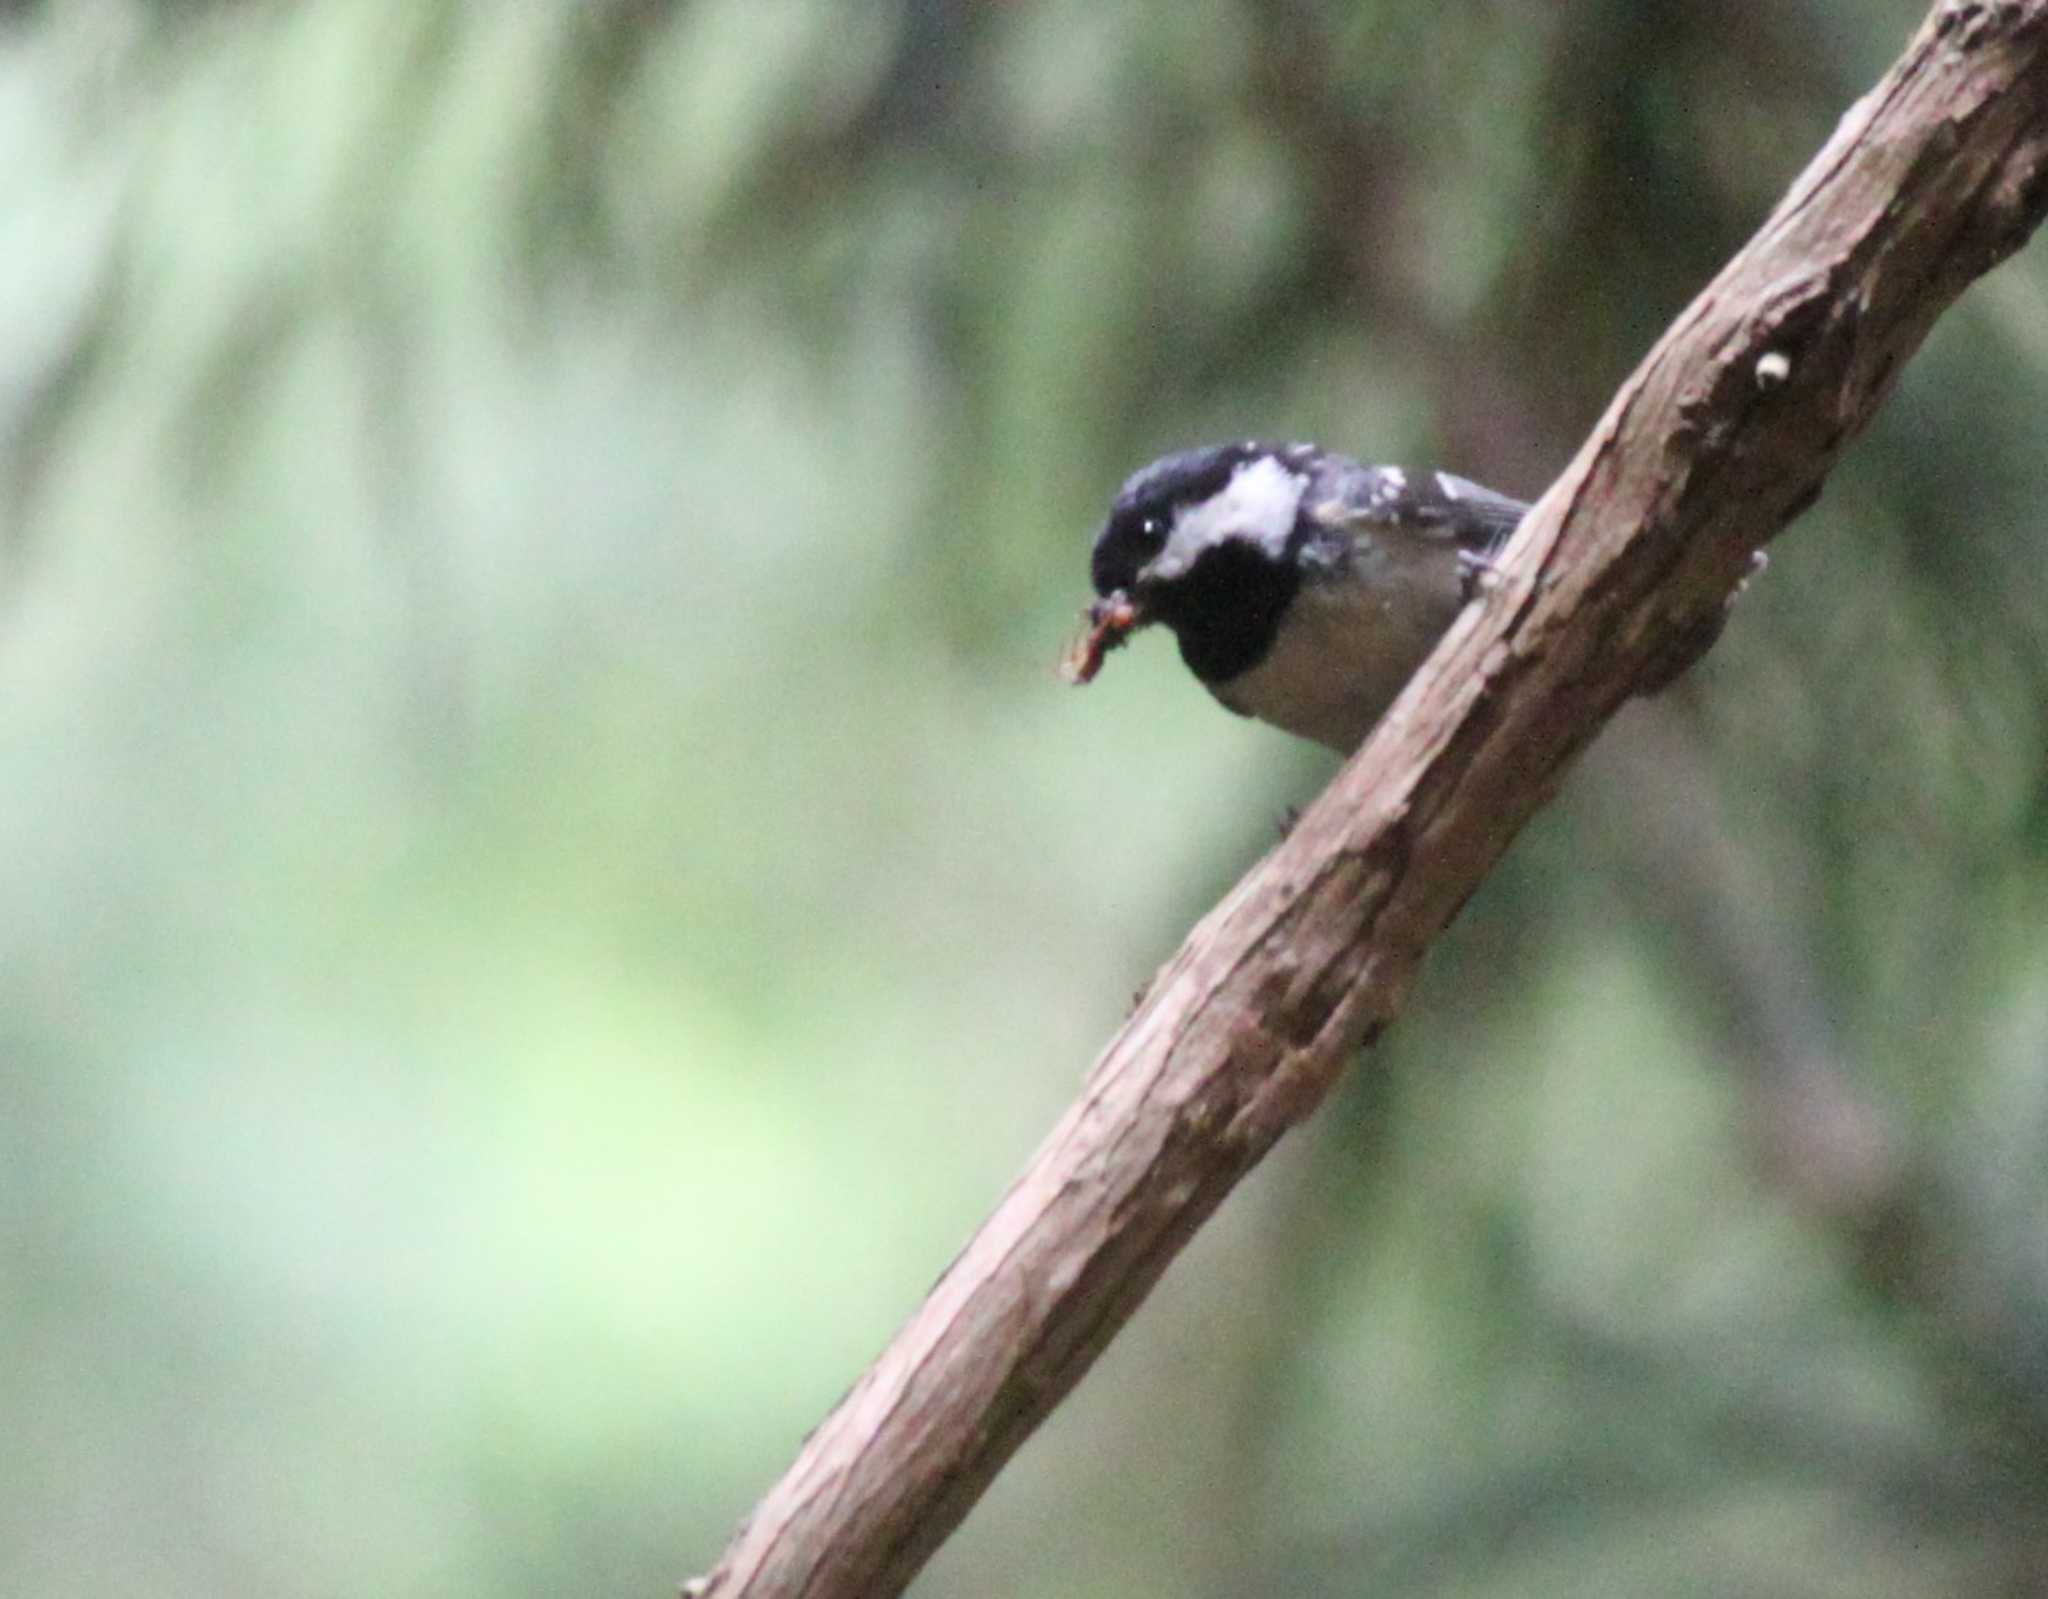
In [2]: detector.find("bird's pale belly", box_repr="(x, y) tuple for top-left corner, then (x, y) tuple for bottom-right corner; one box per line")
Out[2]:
(1207, 557), (1463, 752)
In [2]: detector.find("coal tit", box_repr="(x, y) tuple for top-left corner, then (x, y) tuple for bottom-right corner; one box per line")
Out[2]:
(1066, 441), (1528, 752)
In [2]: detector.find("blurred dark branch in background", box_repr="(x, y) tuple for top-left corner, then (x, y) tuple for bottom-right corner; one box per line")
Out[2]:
(692, 5), (2048, 1594)
(1584, 710), (2048, 1493)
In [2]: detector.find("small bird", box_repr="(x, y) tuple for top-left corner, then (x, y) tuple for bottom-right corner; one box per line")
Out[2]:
(1065, 440), (1528, 752)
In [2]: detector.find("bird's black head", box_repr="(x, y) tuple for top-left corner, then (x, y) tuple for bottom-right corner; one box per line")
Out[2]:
(1090, 443), (1264, 598)
(1087, 441), (1316, 684)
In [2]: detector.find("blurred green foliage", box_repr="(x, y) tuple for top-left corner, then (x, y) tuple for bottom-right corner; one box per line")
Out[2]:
(5, 1), (2048, 1595)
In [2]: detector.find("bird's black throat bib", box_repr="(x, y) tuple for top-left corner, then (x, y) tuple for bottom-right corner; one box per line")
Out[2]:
(1151, 540), (1304, 686)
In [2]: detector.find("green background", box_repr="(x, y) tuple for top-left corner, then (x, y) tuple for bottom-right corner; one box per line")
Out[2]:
(6, 2), (2048, 1594)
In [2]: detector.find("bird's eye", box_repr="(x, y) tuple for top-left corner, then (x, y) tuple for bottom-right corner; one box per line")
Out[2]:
(1142, 515), (1165, 542)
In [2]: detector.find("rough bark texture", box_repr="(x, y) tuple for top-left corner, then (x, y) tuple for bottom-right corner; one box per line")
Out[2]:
(693, 5), (2048, 1594)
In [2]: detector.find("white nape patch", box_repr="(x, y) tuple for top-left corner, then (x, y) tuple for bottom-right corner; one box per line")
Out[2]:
(1143, 454), (1306, 582)
(1436, 473), (1462, 499)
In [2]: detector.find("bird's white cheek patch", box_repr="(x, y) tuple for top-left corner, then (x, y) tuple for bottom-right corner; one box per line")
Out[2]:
(1143, 455), (1306, 582)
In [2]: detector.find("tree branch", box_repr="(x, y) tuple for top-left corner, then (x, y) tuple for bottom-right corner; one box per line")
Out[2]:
(692, 5), (2048, 1594)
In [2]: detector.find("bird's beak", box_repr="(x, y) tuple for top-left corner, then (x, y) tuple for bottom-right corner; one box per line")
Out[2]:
(1061, 588), (1148, 685)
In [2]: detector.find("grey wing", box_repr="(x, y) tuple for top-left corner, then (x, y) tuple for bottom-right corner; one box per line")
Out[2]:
(1417, 471), (1530, 554)
(1311, 459), (1529, 557)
